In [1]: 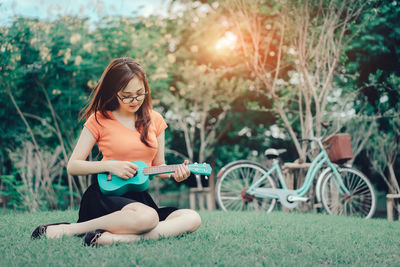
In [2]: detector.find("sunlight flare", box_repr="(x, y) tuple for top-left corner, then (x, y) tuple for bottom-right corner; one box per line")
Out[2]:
(215, 31), (237, 50)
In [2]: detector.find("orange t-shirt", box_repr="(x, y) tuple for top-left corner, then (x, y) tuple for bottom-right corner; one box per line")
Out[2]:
(84, 110), (167, 167)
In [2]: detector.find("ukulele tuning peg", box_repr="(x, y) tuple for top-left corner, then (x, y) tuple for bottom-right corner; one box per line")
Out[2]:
(205, 176), (208, 180)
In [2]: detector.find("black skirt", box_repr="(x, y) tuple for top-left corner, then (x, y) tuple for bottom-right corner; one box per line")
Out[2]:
(77, 177), (178, 223)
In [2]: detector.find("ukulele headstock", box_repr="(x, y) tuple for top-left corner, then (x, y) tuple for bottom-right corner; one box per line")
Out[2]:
(188, 163), (212, 176)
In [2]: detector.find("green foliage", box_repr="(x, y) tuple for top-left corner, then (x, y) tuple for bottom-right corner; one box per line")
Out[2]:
(159, 1), (280, 167)
(343, 0), (400, 189)
(1, 0), (399, 210)
(0, 15), (172, 210)
(0, 171), (24, 210)
(0, 164), (71, 211)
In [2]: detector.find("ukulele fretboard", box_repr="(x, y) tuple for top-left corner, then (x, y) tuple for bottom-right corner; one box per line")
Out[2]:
(143, 165), (182, 175)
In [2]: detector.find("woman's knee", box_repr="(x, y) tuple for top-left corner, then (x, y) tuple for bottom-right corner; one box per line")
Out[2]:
(121, 203), (159, 233)
(178, 209), (202, 232)
(189, 210), (202, 231)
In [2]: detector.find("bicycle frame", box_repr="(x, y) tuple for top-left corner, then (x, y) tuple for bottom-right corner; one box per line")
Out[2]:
(247, 150), (350, 198)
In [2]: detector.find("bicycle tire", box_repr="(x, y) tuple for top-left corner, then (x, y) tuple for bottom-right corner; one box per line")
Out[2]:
(215, 161), (277, 212)
(320, 167), (376, 219)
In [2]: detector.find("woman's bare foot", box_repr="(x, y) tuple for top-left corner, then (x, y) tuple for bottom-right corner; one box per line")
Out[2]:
(96, 232), (141, 245)
(96, 231), (115, 245)
(46, 224), (71, 238)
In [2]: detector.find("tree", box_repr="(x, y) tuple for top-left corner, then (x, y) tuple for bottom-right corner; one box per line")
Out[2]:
(367, 116), (400, 194)
(343, 0), (400, 193)
(0, 15), (173, 209)
(223, 0), (370, 161)
(163, 61), (249, 165)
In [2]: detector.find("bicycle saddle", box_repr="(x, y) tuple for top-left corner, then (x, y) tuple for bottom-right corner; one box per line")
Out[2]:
(265, 148), (286, 159)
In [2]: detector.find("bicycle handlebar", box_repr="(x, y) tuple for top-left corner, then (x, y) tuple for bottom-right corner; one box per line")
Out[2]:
(299, 122), (333, 150)
(283, 123), (333, 154)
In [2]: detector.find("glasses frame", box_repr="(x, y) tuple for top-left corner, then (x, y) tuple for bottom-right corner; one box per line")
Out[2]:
(117, 92), (148, 104)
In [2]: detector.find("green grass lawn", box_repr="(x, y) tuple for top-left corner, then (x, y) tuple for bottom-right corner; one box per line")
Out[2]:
(0, 210), (399, 266)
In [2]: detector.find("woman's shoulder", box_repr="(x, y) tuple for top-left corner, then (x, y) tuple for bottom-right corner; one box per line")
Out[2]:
(150, 109), (167, 130)
(86, 111), (112, 125)
(149, 109), (167, 134)
(150, 109), (164, 121)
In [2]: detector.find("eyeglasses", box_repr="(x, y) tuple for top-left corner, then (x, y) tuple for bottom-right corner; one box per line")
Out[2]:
(117, 92), (148, 104)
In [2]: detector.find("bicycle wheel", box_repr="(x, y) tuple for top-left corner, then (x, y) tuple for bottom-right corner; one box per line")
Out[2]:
(216, 161), (277, 212)
(320, 167), (376, 219)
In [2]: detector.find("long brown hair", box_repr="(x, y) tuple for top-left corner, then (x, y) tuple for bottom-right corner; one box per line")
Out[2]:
(80, 57), (153, 147)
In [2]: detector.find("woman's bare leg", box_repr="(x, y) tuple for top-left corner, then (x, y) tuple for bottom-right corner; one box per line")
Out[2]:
(45, 202), (158, 238)
(96, 209), (201, 245)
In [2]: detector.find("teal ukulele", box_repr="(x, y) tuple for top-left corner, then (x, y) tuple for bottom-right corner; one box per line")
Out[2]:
(98, 161), (212, 196)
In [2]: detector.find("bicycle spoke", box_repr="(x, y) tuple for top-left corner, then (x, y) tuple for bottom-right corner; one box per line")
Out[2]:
(236, 201), (244, 211)
(216, 162), (277, 212)
(351, 198), (372, 209)
(223, 198), (240, 210)
(350, 175), (364, 191)
(239, 167), (249, 188)
(221, 174), (243, 188)
(321, 168), (376, 219)
(222, 197), (238, 207)
(351, 187), (371, 197)
(220, 179), (242, 192)
(226, 171), (246, 188)
(350, 201), (369, 215)
(350, 202), (357, 216)
(220, 184), (241, 193)
(354, 197), (372, 204)
(344, 199), (350, 215)
(227, 201), (240, 213)
(347, 172), (358, 191)
(352, 195), (372, 201)
(220, 196), (241, 200)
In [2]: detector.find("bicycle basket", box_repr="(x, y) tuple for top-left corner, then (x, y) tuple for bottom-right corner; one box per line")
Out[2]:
(323, 133), (353, 164)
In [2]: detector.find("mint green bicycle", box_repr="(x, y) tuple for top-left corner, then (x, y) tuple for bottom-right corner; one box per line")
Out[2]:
(215, 135), (376, 219)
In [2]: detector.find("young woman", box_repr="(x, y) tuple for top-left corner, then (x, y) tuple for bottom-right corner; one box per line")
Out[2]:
(31, 57), (201, 246)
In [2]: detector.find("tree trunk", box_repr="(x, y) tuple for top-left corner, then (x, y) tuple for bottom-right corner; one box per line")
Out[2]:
(388, 163), (400, 194)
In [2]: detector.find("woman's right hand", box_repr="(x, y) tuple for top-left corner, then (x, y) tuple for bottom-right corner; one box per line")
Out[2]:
(106, 161), (138, 180)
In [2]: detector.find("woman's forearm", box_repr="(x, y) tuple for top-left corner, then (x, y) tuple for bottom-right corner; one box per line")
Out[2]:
(156, 173), (171, 179)
(67, 160), (110, 176)
(154, 164), (171, 179)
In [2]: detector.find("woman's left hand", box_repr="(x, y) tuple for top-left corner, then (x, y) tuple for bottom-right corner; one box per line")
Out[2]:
(171, 160), (191, 182)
